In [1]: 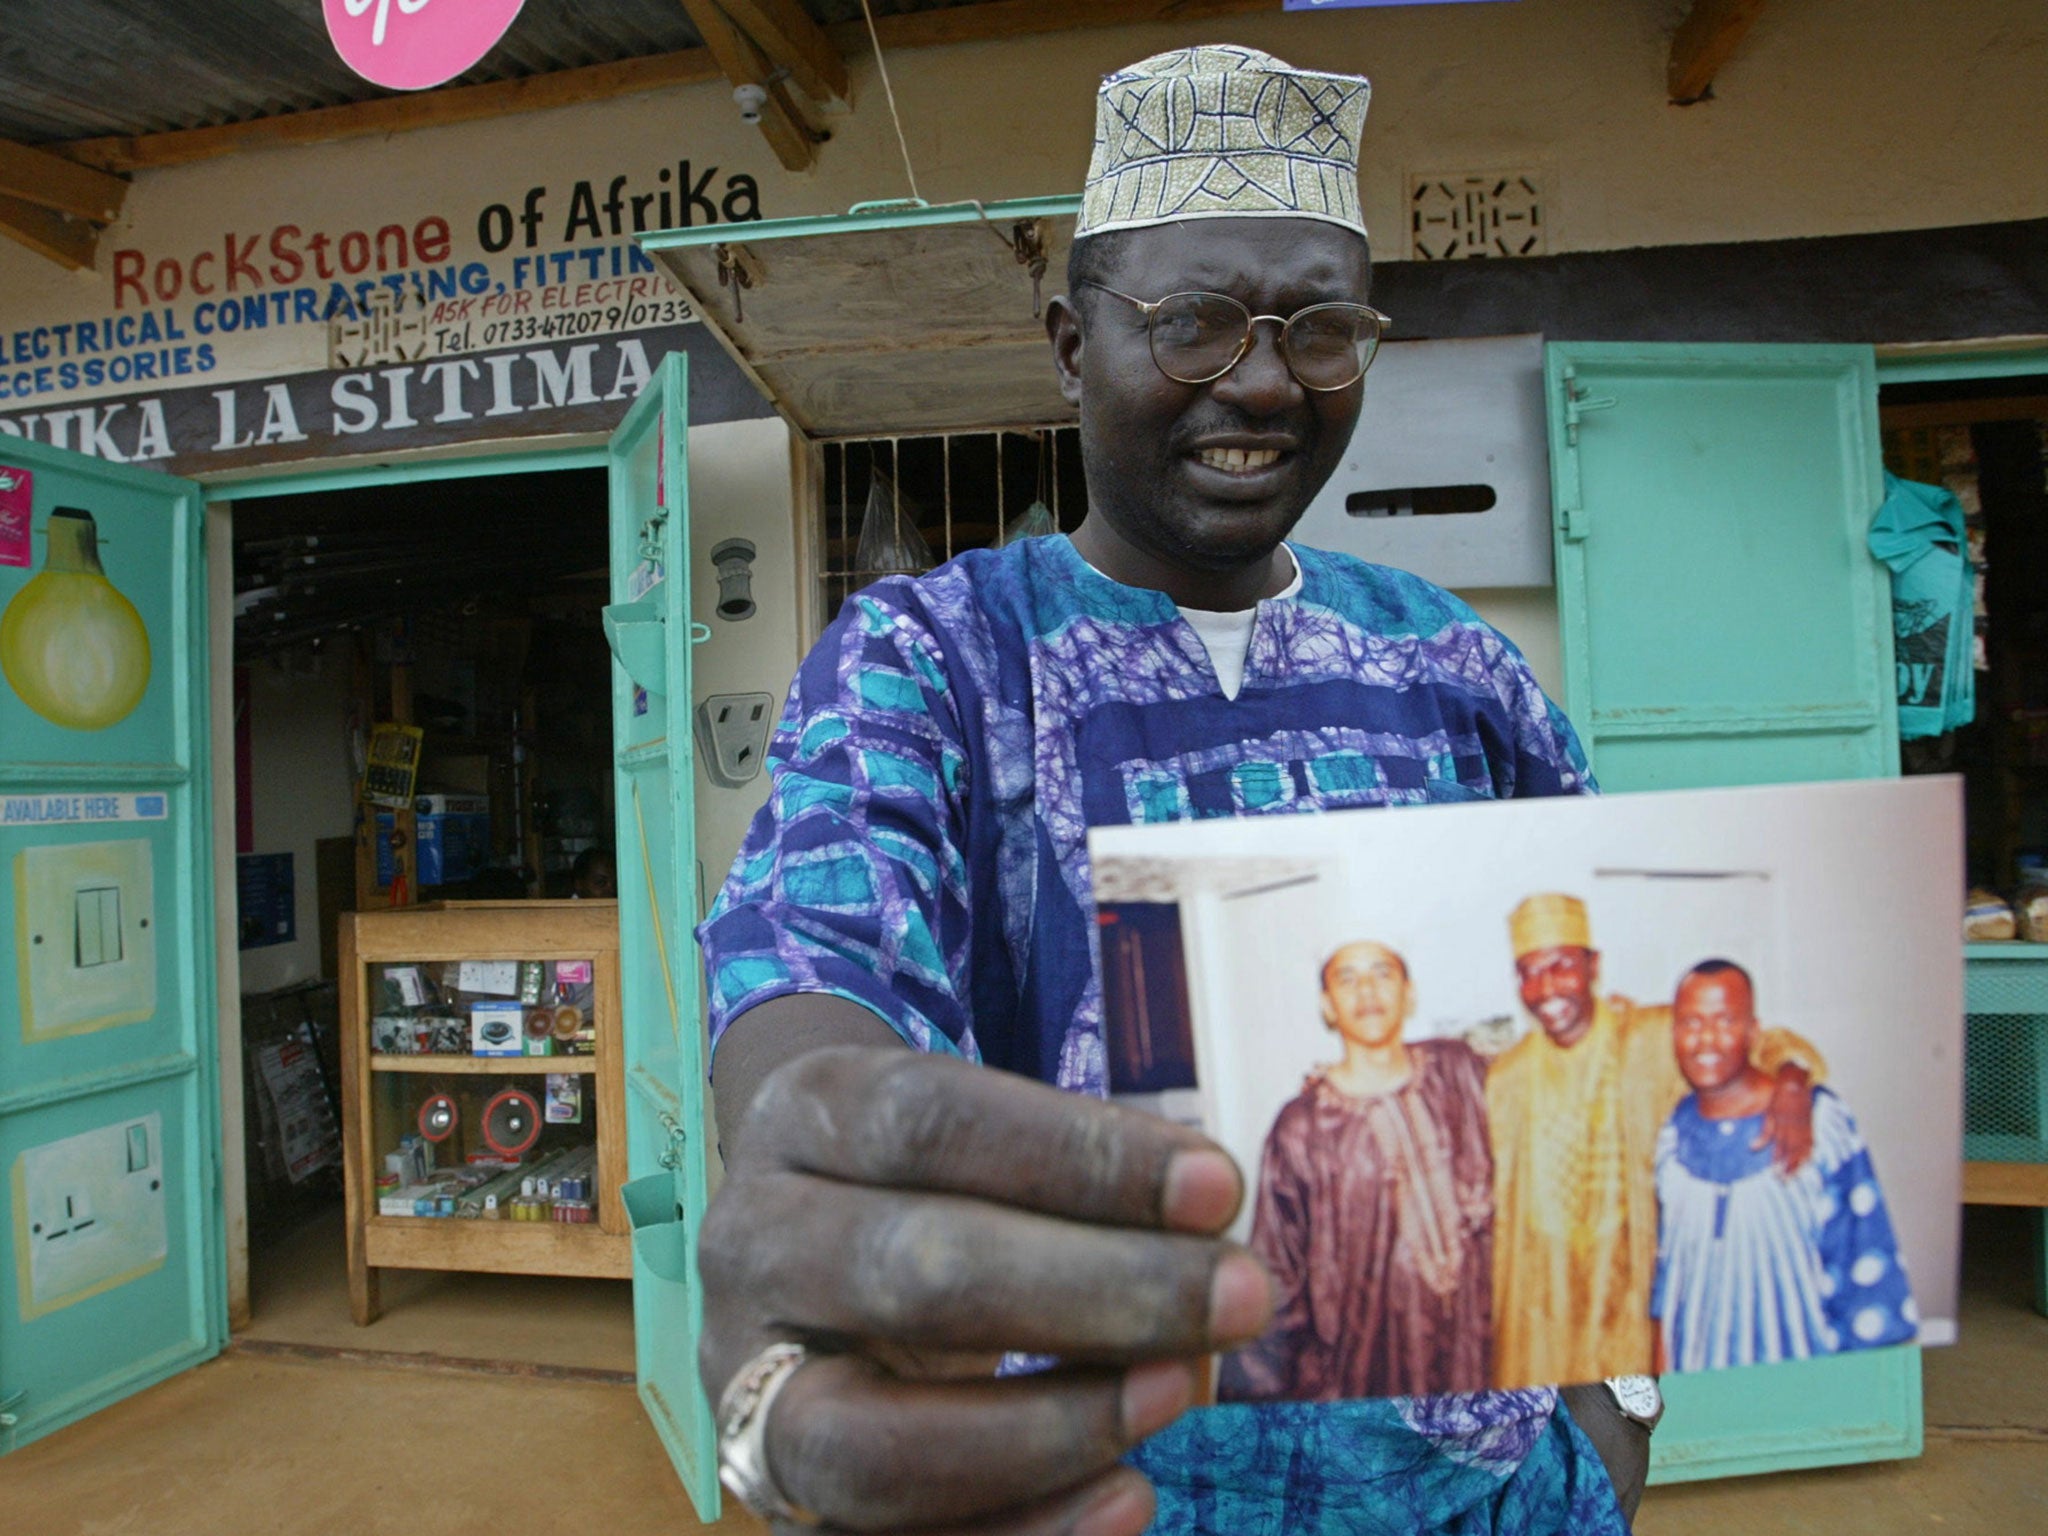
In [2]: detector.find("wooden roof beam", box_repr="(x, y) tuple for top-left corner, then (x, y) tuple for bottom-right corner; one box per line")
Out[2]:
(0, 136), (128, 222)
(1669, 0), (1768, 105)
(0, 193), (100, 271)
(721, 0), (849, 108)
(677, 0), (820, 173)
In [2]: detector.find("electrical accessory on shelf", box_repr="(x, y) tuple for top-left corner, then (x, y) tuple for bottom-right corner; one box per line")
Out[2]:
(470, 1002), (524, 1057)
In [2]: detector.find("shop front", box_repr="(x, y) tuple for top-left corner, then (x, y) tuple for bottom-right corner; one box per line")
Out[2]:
(3, 1), (2045, 1520)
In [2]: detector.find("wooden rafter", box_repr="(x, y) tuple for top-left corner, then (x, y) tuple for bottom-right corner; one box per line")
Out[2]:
(0, 192), (100, 270)
(677, 0), (819, 172)
(722, 0), (849, 107)
(49, 0), (1274, 177)
(0, 136), (127, 222)
(1668, 0), (1768, 105)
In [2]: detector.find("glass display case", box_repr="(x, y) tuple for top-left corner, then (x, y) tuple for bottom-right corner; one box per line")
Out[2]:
(338, 901), (629, 1325)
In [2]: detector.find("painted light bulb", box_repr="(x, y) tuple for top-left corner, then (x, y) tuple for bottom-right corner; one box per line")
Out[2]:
(0, 507), (153, 731)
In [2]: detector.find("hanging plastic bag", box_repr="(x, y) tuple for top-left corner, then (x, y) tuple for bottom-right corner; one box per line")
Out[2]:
(854, 464), (933, 576)
(999, 499), (1057, 546)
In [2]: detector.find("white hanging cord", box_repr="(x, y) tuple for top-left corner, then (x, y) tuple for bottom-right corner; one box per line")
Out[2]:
(858, 0), (923, 204)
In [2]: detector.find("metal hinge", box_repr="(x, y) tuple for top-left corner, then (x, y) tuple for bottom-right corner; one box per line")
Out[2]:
(656, 1110), (688, 1171)
(1562, 370), (1618, 447)
(0, 1388), (25, 1432)
(1555, 367), (1617, 542)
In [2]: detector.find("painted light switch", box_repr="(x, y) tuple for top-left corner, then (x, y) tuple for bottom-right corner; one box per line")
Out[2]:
(15, 837), (156, 1041)
(13, 1113), (168, 1320)
(76, 885), (122, 967)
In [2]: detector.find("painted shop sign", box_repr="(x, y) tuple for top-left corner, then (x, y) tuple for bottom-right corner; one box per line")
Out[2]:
(0, 323), (774, 478)
(0, 157), (764, 411)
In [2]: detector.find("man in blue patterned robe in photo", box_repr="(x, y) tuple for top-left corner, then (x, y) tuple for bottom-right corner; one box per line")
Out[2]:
(1653, 960), (1918, 1374)
(692, 45), (1637, 1536)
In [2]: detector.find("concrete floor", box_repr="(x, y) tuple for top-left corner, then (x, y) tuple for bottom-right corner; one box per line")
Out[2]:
(4, 1205), (2046, 1534)
(239, 1205), (637, 1375)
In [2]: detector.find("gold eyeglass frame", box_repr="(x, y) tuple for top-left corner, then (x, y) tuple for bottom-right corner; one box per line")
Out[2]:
(1082, 282), (1393, 392)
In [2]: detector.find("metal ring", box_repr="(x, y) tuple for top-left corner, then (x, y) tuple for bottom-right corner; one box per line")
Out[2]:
(716, 1341), (821, 1526)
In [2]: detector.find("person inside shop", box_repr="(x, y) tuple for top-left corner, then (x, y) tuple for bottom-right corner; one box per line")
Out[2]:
(1652, 959), (1916, 1373)
(1219, 940), (1495, 1403)
(571, 846), (616, 900)
(695, 44), (1637, 1536)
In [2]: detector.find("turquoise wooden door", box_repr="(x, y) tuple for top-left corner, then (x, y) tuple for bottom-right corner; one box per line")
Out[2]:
(1546, 341), (1918, 1481)
(0, 438), (222, 1451)
(604, 351), (719, 1518)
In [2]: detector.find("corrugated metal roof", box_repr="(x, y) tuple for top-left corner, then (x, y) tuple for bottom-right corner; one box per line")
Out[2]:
(0, 0), (992, 145)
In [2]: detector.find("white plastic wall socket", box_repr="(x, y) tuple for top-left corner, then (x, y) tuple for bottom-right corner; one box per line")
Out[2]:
(15, 837), (157, 1040)
(1291, 334), (1554, 590)
(695, 693), (775, 788)
(15, 1113), (168, 1318)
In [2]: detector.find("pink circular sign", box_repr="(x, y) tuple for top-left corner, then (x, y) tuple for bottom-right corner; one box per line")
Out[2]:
(324, 0), (527, 92)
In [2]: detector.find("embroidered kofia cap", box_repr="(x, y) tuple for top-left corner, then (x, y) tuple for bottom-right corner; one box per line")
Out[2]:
(1076, 44), (1371, 240)
(1508, 893), (1593, 958)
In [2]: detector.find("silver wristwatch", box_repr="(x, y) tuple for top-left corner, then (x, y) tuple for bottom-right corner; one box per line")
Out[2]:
(1604, 1374), (1664, 1432)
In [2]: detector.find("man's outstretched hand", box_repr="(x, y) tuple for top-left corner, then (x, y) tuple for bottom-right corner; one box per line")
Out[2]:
(700, 1017), (1271, 1535)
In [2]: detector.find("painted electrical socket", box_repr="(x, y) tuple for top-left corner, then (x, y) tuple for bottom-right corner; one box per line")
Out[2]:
(14, 838), (157, 1042)
(13, 1113), (168, 1319)
(694, 692), (775, 788)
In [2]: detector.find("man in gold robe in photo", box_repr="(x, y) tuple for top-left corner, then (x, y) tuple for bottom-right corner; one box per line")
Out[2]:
(1486, 893), (1823, 1388)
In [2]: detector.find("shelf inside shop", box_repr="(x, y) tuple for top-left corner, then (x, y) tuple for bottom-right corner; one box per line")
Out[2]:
(370, 1054), (598, 1074)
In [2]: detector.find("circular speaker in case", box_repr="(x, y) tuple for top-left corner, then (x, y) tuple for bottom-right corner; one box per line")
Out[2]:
(481, 1087), (542, 1157)
(417, 1093), (459, 1142)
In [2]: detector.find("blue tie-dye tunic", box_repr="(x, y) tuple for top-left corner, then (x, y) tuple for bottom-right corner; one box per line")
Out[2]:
(699, 534), (1627, 1534)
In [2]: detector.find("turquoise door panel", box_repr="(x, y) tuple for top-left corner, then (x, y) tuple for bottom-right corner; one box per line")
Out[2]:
(0, 438), (222, 1453)
(606, 351), (719, 1519)
(1545, 342), (1917, 1483)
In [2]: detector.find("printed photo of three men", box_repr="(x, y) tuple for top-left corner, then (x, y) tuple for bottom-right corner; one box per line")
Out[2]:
(1090, 778), (1962, 1401)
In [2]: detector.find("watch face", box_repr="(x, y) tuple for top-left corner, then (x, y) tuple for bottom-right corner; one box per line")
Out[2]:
(1607, 1375), (1663, 1421)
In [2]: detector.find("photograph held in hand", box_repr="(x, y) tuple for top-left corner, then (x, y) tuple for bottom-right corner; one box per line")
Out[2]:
(1091, 776), (1961, 1403)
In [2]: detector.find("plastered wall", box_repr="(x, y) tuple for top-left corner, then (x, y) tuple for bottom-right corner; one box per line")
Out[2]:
(235, 655), (356, 994)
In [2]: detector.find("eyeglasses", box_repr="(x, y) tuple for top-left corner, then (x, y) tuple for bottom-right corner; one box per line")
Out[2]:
(1083, 283), (1391, 392)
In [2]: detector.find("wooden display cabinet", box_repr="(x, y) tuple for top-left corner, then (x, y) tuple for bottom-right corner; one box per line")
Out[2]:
(339, 901), (630, 1325)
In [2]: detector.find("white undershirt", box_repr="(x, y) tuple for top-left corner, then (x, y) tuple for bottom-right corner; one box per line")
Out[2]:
(1083, 546), (1303, 701)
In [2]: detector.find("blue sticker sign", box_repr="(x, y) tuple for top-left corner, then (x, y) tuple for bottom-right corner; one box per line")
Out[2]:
(2, 791), (169, 827)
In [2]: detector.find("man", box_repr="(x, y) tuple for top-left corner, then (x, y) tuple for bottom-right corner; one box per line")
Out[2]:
(1653, 960), (1917, 1372)
(696, 46), (1631, 1536)
(1488, 894), (1822, 1392)
(1221, 942), (1494, 1402)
